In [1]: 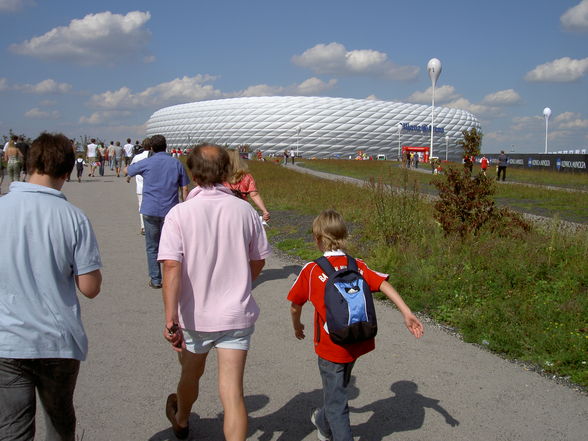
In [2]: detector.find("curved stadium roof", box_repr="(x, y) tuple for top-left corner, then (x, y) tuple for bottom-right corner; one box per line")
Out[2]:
(146, 96), (481, 160)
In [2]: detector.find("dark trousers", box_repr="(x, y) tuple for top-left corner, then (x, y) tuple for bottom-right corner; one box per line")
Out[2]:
(0, 358), (80, 441)
(314, 357), (355, 441)
(497, 166), (507, 181)
(143, 214), (165, 285)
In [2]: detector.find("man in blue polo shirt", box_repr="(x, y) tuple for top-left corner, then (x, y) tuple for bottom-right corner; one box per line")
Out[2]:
(0, 132), (102, 441)
(126, 134), (189, 289)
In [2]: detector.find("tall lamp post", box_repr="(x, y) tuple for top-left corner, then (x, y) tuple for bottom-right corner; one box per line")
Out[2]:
(397, 123), (402, 161)
(445, 134), (449, 161)
(296, 126), (301, 157)
(543, 107), (551, 154)
(427, 58), (442, 160)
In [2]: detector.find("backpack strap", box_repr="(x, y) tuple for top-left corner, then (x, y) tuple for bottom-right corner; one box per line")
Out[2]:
(315, 254), (358, 273)
(314, 256), (335, 276)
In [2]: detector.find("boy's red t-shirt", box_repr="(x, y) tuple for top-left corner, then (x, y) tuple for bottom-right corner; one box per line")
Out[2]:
(287, 251), (388, 363)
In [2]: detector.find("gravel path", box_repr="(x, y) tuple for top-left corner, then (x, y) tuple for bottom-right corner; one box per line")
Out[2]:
(18, 170), (586, 441)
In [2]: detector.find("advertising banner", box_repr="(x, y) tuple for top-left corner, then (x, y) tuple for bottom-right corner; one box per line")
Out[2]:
(484, 153), (587, 173)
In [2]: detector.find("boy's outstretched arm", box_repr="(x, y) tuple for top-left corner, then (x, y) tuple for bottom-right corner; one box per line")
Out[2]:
(379, 280), (424, 339)
(290, 302), (305, 340)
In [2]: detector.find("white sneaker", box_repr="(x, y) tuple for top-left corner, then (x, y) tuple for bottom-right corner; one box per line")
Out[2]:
(310, 409), (331, 441)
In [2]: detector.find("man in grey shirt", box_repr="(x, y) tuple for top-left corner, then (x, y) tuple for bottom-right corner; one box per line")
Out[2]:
(497, 150), (508, 181)
(0, 133), (102, 441)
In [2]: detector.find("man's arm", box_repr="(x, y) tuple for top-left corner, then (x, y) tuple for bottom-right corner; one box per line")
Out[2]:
(250, 259), (265, 281)
(162, 259), (183, 352)
(75, 269), (102, 299)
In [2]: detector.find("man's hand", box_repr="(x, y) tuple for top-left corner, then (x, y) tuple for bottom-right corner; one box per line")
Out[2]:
(164, 320), (184, 352)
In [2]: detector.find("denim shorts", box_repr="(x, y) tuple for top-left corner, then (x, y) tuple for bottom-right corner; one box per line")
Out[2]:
(182, 326), (254, 354)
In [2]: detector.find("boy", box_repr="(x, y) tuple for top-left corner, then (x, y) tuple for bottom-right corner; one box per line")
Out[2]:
(288, 210), (423, 441)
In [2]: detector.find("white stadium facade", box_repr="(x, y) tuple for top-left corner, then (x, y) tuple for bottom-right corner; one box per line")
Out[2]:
(146, 96), (481, 161)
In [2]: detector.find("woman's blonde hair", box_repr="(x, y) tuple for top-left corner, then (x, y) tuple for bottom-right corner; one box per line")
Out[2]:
(227, 149), (249, 184)
(312, 210), (348, 252)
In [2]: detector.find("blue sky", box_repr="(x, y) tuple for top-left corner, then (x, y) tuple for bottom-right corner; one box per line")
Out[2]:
(1, 0), (587, 153)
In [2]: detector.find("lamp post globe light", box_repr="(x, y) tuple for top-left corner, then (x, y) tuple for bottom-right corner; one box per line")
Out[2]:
(543, 107), (551, 154)
(427, 58), (442, 161)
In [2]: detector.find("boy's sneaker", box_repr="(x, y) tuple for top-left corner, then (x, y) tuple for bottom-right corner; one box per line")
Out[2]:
(310, 409), (331, 441)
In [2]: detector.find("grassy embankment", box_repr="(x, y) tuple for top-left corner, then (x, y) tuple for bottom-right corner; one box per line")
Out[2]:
(297, 159), (588, 223)
(249, 159), (588, 388)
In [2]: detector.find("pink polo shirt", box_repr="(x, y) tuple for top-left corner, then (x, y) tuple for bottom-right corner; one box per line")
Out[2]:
(158, 184), (271, 332)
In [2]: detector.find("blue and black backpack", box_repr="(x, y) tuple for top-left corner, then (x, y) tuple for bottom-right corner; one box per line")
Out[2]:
(314, 255), (378, 345)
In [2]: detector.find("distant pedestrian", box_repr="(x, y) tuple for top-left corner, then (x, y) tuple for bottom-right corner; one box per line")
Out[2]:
(127, 136), (151, 235)
(123, 138), (134, 170)
(405, 151), (411, 168)
(126, 134), (189, 289)
(75, 156), (86, 182)
(3, 139), (24, 182)
(290, 149), (295, 164)
(288, 210), (423, 441)
(414, 152), (419, 169)
(98, 143), (106, 177)
(15, 136), (30, 181)
(86, 138), (98, 177)
(480, 155), (489, 176)
(113, 141), (124, 177)
(160, 143), (270, 441)
(497, 150), (508, 181)
(0, 132), (102, 441)
(283, 149), (289, 165)
(107, 142), (116, 170)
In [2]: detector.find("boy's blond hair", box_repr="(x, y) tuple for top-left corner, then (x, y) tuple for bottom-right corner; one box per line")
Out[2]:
(312, 210), (348, 252)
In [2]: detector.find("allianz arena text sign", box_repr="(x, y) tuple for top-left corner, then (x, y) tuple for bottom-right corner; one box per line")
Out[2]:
(485, 154), (587, 173)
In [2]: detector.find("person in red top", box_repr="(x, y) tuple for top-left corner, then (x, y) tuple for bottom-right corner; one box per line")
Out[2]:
(480, 155), (489, 176)
(224, 149), (270, 222)
(288, 210), (423, 441)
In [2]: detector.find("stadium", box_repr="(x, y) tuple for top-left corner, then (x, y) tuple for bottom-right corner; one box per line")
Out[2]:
(145, 96), (481, 161)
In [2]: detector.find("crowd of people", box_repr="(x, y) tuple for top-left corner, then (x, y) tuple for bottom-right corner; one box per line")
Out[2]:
(0, 132), (424, 441)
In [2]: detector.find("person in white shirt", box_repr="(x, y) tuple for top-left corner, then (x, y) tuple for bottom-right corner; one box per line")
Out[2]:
(127, 137), (151, 234)
(86, 139), (98, 178)
(123, 138), (135, 171)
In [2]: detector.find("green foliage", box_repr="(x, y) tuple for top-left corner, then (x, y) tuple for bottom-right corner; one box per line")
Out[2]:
(458, 127), (483, 159)
(249, 158), (588, 387)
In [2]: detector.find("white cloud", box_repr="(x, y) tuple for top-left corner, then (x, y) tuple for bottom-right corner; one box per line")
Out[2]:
(87, 75), (222, 109)
(365, 94), (379, 101)
(0, 77), (8, 91)
(24, 107), (60, 119)
(481, 89), (522, 106)
(406, 85), (460, 104)
(561, 0), (588, 32)
(236, 77), (336, 97)
(10, 11), (152, 65)
(0, 0), (34, 12)
(445, 98), (495, 116)
(15, 79), (72, 94)
(79, 110), (132, 125)
(292, 42), (419, 80)
(524, 57), (588, 82)
(511, 115), (542, 131)
(552, 112), (588, 129)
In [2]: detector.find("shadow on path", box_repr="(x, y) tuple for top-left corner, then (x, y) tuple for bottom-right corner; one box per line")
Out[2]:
(253, 264), (302, 288)
(351, 381), (459, 440)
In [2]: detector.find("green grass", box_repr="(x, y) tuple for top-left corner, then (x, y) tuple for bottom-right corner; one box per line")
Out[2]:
(249, 159), (588, 387)
(297, 159), (588, 223)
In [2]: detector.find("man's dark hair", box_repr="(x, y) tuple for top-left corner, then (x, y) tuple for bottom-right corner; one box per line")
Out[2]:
(28, 133), (75, 178)
(187, 143), (230, 187)
(127, 138), (131, 143)
(90, 138), (96, 143)
(150, 135), (167, 153)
